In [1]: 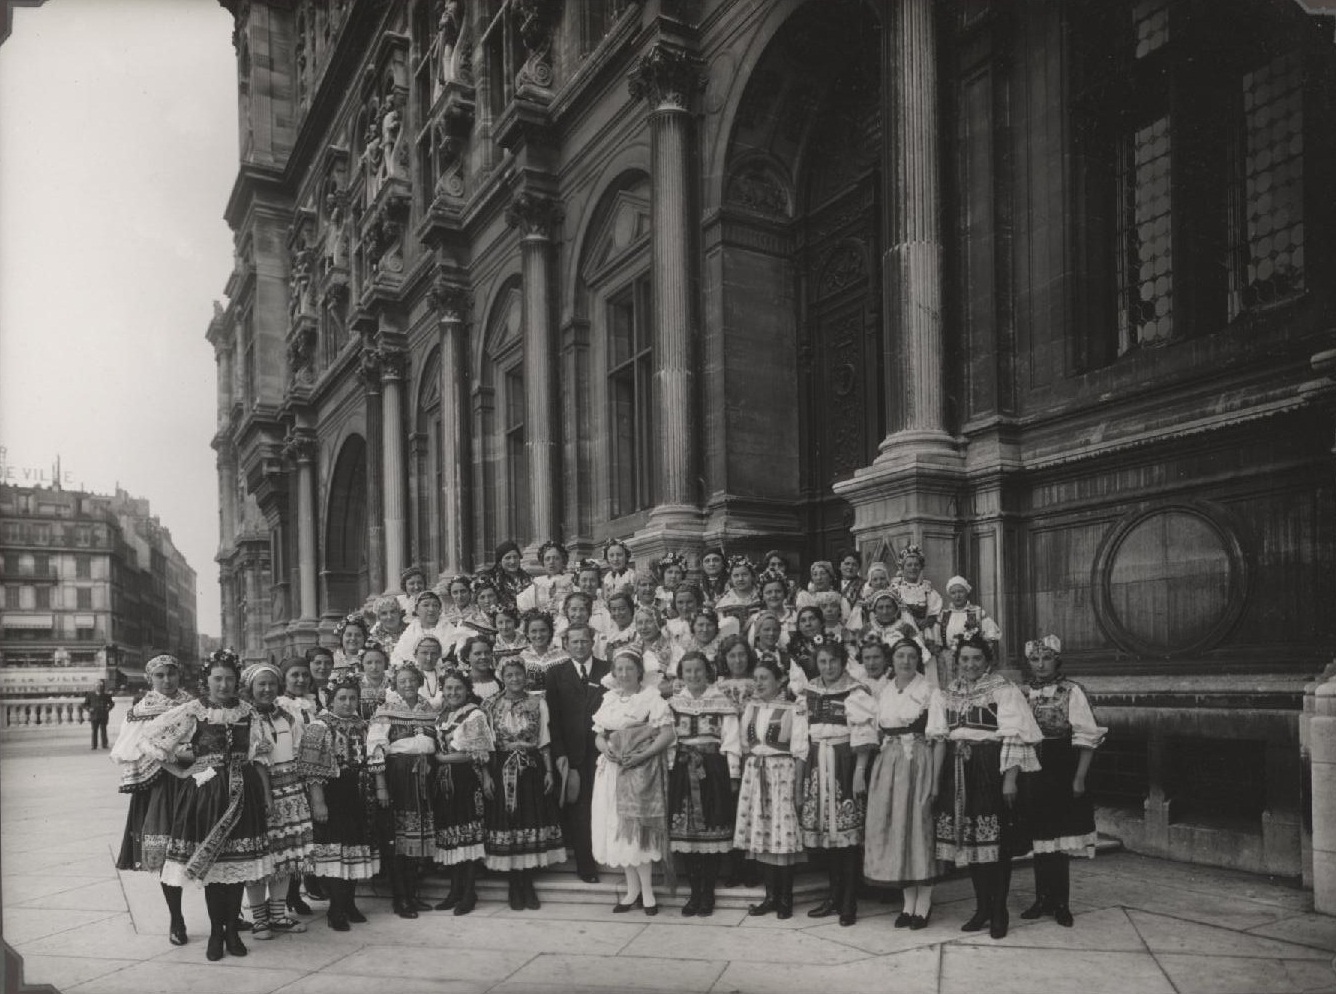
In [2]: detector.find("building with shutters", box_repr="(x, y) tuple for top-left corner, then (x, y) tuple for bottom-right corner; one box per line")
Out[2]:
(209, 0), (1336, 876)
(0, 483), (199, 692)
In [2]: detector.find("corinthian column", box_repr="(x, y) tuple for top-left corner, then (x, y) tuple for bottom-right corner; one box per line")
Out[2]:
(380, 348), (408, 586)
(878, 0), (953, 461)
(504, 191), (563, 546)
(430, 275), (471, 574)
(284, 430), (319, 620)
(629, 44), (702, 515)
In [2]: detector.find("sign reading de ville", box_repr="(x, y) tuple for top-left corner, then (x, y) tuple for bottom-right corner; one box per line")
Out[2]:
(0, 447), (75, 486)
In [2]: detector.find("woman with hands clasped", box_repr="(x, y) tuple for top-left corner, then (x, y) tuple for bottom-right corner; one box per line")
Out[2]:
(368, 663), (440, 919)
(432, 671), (495, 916)
(593, 645), (676, 916)
(799, 639), (876, 927)
(861, 634), (946, 930)
(933, 631), (1043, 940)
(298, 672), (378, 930)
(730, 655), (806, 919)
(482, 658), (567, 910)
(1019, 635), (1105, 927)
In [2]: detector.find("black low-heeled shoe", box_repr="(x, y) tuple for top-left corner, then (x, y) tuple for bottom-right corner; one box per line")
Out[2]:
(346, 904), (367, 924)
(806, 899), (837, 918)
(909, 913), (930, 931)
(894, 912), (912, 928)
(169, 919), (188, 946)
(1020, 899), (1049, 920)
(644, 904), (659, 916)
(288, 897), (313, 916)
(612, 894), (644, 913)
(205, 933), (224, 962)
(960, 911), (990, 932)
(1053, 905), (1074, 927)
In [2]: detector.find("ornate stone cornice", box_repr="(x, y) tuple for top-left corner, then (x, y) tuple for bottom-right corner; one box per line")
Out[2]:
(504, 191), (564, 239)
(627, 44), (703, 110)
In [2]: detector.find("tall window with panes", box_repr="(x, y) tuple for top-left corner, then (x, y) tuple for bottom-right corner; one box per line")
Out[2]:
(1075, 0), (1320, 363)
(607, 275), (655, 518)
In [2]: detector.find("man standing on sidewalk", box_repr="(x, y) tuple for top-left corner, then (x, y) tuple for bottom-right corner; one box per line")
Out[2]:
(83, 679), (114, 749)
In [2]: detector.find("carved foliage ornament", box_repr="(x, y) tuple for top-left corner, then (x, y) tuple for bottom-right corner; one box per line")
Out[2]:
(504, 191), (564, 239)
(283, 429), (317, 463)
(628, 44), (703, 110)
(429, 274), (471, 322)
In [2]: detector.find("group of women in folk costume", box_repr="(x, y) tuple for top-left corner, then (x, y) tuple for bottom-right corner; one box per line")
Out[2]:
(109, 536), (1103, 961)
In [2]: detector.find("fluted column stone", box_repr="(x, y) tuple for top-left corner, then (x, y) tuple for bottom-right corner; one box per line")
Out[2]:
(430, 276), (472, 575)
(504, 192), (563, 548)
(629, 44), (702, 517)
(380, 348), (408, 588)
(878, 0), (953, 461)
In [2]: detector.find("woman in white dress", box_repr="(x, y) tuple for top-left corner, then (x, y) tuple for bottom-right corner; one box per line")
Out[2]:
(592, 645), (676, 915)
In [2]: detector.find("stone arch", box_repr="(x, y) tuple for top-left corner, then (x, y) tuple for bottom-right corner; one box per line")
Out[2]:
(322, 433), (369, 614)
(564, 146), (651, 321)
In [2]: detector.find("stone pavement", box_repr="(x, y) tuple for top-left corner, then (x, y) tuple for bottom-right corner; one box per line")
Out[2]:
(3, 727), (1335, 994)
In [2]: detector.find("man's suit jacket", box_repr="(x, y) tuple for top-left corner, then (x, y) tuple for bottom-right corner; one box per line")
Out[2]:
(544, 656), (610, 769)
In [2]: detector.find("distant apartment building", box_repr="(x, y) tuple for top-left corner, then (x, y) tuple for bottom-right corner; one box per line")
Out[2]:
(0, 482), (199, 691)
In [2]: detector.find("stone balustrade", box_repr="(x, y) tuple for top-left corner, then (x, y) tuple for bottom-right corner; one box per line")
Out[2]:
(2, 695), (133, 731)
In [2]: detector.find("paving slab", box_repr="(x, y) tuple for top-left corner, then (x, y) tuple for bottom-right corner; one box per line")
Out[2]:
(1129, 909), (1332, 960)
(489, 900), (749, 927)
(2, 907), (121, 945)
(1154, 952), (1336, 994)
(619, 921), (863, 965)
(1247, 913), (1336, 953)
(17, 878), (130, 913)
(63, 959), (305, 994)
(270, 976), (488, 994)
(324, 944), (535, 983)
(1, 873), (110, 906)
(12, 912), (186, 960)
(710, 945), (941, 994)
(507, 952), (726, 991)
(939, 945), (1177, 994)
(10, 955), (139, 991)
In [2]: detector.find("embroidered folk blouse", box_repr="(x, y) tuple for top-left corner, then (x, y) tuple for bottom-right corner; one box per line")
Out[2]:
(669, 685), (742, 776)
(929, 672), (1043, 773)
(730, 696), (809, 760)
(1024, 677), (1106, 750)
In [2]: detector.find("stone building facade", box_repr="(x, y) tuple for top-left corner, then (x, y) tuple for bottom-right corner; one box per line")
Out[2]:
(209, 0), (1336, 875)
(0, 483), (199, 688)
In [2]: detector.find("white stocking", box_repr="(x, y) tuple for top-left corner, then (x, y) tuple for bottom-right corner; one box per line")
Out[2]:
(636, 863), (657, 907)
(623, 867), (641, 903)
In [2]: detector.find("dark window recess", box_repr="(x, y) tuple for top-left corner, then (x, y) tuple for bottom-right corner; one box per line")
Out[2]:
(1166, 736), (1266, 827)
(1085, 733), (1149, 811)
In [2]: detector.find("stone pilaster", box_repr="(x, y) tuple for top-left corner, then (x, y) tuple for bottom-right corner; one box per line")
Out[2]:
(504, 191), (563, 551)
(629, 42), (704, 538)
(284, 429), (319, 621)
(380, 347), (408, 589)
(430, 275), (472, 575)
(358, 336), (387, 598)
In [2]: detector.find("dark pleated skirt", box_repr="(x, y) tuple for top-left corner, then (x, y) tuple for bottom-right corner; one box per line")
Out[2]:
(483, 749), (566, 870)
(117, 772), (185, 871)
(385, 753), (437, 859)
(668, 745), (735, 853)
(142, 761), (272, 886)
(1022, 736), (1097, 856)
(312, 766), (380, 879)
(934, 739), (1030, 866)
(433, 760), (487, 865)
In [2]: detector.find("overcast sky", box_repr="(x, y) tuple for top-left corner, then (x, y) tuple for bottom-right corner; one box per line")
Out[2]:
(0, 0), (237, 635)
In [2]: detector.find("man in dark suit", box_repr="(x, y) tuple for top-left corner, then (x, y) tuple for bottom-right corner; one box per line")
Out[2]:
(544, 624), (609, 883)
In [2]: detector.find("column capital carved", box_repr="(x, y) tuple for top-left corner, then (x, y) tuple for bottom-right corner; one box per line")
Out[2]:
(429, 272), (472, 323)
(283, 429), (317, 464)
(504, 191), (564, 239)
(378, 346), (408, 383)
(358, 343), (384, 391)
(627, 44), (703, 110)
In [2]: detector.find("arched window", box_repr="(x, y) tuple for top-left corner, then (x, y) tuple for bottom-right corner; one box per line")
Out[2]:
(414, 348), (443, 574)
(581, 174), (654, 526)
(479, 282), (528, 552)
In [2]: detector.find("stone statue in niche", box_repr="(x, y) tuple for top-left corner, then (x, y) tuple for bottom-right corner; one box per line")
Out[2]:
(322, 187), (347, 271)
(360, 99), (383, 200)
(379, 92), (402, 181)
(434, 0), (463, 99)
(288, 240), (314, 318)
